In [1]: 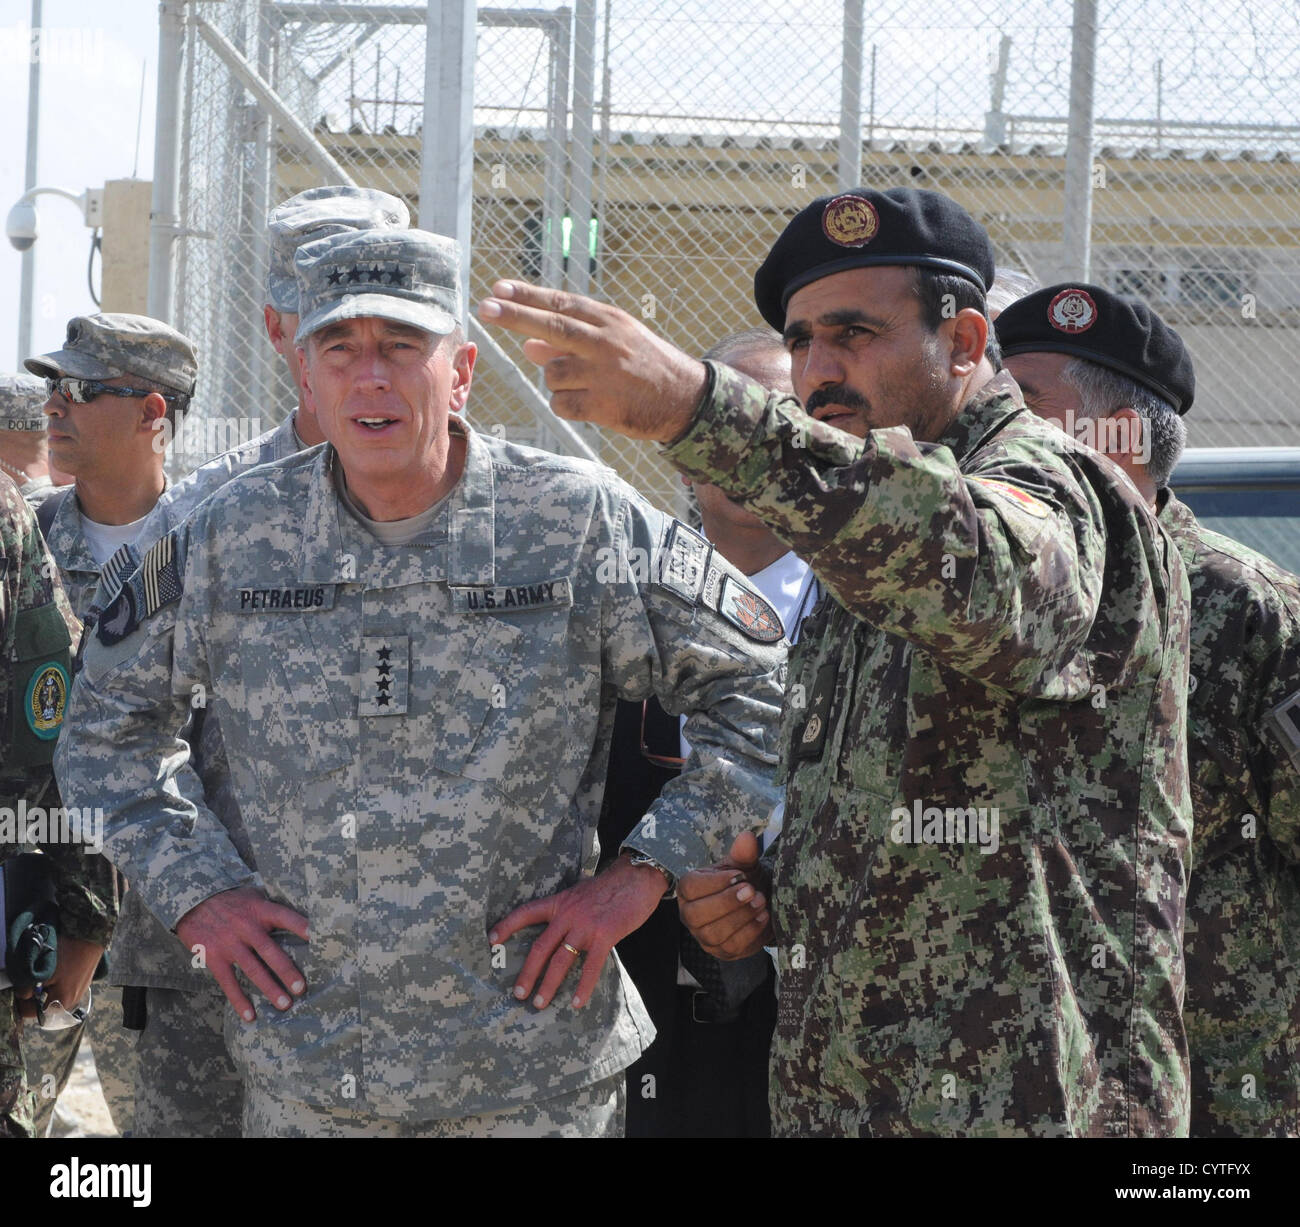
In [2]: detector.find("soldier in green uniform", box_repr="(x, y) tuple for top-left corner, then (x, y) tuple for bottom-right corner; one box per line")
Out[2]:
(481, 186), (1195, 1137)
(1, 474), (115, 1136)
(997, 282), (1300, 1137)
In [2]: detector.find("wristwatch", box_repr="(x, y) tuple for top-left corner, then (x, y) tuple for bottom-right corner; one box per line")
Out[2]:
(625, 849), (677, 900)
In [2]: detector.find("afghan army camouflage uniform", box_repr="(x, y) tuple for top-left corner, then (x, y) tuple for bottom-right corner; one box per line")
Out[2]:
(57, 422), (785, 1136)
(21, 481), (144, 1137)
(663, 363), (1193, 1137)
(1158, 491), (1300, 1136)
(0, 475), (116, 1137)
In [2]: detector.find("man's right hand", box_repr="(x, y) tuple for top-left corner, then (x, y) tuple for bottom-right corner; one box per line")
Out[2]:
(678, 831), (773, 960)
(174, 886), (309, 1021)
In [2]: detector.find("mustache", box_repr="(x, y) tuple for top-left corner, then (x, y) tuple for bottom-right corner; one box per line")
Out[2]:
(804, 385), (872, 417)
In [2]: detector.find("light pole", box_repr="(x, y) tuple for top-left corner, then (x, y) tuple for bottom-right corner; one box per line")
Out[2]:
(6, 186), (103, 366)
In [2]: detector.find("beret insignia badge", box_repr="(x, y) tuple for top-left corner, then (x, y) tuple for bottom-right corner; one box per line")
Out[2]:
(1048, 288), (1098, 333)
(821, 194), (880, 248)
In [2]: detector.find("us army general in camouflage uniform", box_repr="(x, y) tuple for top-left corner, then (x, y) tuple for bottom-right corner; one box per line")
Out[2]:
(998, 282), (1300, 1137)
(1, 475), (115, 1137)
(88, 186), (409, 1139)
(482, 187), (1194, 1137)
(57, 228), (784, 1137)
(147, 184), (410, 531)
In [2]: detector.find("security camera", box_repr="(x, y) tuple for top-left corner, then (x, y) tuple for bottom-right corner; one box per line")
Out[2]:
(6, 200), (38, 252)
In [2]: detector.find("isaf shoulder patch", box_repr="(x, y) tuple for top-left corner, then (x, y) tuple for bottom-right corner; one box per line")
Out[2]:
(717, 574), (784, 643)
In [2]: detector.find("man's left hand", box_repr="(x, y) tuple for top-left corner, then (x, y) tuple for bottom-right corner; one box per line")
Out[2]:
(489, 854), (670, 1010)
(477, 281), (708, 443)
(15, 935), (103, 1022)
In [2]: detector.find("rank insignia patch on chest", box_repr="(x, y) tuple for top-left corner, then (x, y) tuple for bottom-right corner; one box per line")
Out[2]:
(793, 657), (838, 761)
(972, 477), (1052, 520)
(359, 636), (409, 716)
(25, 660), (69, 740)
(717, 575), (784, 643)
(1263, 686), (1300, 770)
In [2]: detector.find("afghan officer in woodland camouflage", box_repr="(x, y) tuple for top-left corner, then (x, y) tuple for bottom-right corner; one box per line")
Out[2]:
(0, 475), (115, 1137)
(998, 283), (1300, 1138)
(482, 187), (1194, 1137)
(56, 228), (785, 1137)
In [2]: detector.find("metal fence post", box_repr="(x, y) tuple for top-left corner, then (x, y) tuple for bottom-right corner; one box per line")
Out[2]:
(149, 0), (187, 323)
(1059, 0), (1098, 282)
(838, 0), (864, 190)
(419, 0), (476, 310)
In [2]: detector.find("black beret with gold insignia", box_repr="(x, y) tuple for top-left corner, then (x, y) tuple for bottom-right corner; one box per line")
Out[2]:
(753, 187), (996, 330)
(995, 282), (1195, 415)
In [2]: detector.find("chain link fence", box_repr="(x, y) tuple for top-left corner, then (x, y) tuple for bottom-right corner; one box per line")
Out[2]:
(170, 0), (1300, 502)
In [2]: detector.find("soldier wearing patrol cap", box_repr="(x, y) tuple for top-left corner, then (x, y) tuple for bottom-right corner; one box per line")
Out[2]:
(150, 184), (410, 529)
(0, 474), (116, 1137)
(20, 313), (195, 1136)
(0, 374), (56, 498)
(998, 282), (1300, 1138)
(480, 185), (1195, 1137)
(57, 225), (786, 1137)
(68, 186), (409, 1140)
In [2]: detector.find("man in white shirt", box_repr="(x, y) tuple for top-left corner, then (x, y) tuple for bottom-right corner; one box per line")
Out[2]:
(609, 327), (815, 1136)
(22, 312), (197, 1136)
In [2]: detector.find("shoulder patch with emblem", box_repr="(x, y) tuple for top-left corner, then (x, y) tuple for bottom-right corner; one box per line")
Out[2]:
(971, 477), (1051, 520)
(658, 520), (711, 604)
(25, 660), (69, 740)
(717, 574), (784, 643)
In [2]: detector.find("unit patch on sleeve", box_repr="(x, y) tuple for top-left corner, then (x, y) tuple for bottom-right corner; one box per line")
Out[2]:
(657, 520), (712, 605)
(971, 477), (1052, 520)
(716, 574), (784, 644)
(25, 660), (69, 740)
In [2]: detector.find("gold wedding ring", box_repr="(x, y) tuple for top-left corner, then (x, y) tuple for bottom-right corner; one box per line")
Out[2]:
(561, 942), (582, 957)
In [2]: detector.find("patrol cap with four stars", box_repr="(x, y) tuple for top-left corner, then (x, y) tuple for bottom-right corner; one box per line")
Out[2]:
(995, 282), (1195, 415)
(754, 187), (997, 331)
(24, 313), (198, 396)
(293, 227), (462, 344)
(0, 374), (49, 430)
(266, 185), (411, 313)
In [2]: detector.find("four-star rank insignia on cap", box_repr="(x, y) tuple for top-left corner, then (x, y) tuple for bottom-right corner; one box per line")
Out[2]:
(1048, 288), (1098, 334)
(325, 262), (413, 288)
(821, 194), (880, 248)
(25, 660), (69, 740)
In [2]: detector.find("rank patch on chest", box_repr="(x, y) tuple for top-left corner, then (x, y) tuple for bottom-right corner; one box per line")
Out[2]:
(793, 657), (839, 762)
(360, 636), (409, 716)
(453, 578), (572, 613)
(26, 660), (69, 740)
(717, 575), (784, 643)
